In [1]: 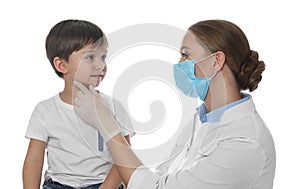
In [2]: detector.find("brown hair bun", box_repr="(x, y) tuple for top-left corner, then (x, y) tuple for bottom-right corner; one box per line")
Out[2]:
(237, 50), (265, 92)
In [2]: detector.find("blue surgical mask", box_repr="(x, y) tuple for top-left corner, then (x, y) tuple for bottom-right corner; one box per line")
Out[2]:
(173, 53), (218, 100)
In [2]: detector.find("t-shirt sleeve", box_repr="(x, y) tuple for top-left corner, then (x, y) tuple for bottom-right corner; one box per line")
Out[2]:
(25, 102), (48, 143)
(112, 98), (135, 137)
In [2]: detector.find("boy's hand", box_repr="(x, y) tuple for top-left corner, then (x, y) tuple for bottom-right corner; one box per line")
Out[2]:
(74, 81), (121, 141)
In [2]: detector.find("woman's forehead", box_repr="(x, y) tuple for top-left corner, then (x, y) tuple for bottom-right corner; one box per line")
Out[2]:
(181, 31), (210, 54)
(181, 31), (197, 46)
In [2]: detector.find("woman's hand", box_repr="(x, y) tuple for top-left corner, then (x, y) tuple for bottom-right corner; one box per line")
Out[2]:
(74, 81), (142, 187)
(73, 81), (121, 141)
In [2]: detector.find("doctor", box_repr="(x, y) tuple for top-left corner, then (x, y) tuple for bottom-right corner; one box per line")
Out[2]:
(74, 19), (276, 189)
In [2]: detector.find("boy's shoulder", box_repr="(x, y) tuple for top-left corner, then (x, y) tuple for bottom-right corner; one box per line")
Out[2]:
(34, 94), (59, 109)
(37, 94), (58, 104)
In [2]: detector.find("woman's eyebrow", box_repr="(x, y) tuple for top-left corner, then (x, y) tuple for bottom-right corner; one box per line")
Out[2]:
(180, 46), (191, 51)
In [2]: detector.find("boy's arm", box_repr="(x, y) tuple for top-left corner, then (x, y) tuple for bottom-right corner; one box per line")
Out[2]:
(23, 138), (47, 189)
(100, 135), (130, 189)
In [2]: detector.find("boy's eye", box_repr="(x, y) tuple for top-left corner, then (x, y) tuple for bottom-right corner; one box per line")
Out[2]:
(101, 54), (107, 62)
(86, 54), (95, 60)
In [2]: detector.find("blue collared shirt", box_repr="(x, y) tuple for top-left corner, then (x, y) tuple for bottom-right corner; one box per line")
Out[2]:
(197, 93), (250, 123)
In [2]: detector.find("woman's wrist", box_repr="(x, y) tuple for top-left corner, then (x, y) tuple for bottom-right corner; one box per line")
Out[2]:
(106, 133), (142, 186)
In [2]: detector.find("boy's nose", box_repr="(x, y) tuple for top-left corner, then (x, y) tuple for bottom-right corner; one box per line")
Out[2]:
(94, 59), (105, 70)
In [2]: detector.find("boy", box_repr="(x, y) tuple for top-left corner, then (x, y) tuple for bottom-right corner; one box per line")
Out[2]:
(22, 19), (133, 189)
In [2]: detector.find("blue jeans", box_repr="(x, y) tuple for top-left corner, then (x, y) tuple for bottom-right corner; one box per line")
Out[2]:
(42, 179), (101, 189)
(43, 178), (124, 189)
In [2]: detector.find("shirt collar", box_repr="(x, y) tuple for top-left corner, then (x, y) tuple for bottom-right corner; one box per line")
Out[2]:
(197, 93), (251, 123)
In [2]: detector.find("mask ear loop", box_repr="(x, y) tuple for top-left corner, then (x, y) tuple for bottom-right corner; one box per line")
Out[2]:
(194, 52), (217, 64)
(194, 52), (219, 80)
(208, 70), (219, 81)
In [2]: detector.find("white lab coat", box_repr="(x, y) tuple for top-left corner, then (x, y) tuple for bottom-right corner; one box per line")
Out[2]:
(127, 97), (276, 189)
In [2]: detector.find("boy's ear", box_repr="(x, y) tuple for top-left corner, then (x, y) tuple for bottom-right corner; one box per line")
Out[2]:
(53, 57), (67, 74)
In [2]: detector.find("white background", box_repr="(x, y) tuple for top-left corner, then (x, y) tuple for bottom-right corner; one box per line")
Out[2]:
(0, 0), (299, 188)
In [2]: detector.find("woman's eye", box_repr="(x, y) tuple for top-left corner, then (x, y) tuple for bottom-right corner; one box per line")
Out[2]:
(181, 52), (188, 60)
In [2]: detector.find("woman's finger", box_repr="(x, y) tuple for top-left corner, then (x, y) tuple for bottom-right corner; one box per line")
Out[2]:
(89, 85), (96, 94)
(74, 81), (89, 94)
(73, 98), (81, 107)
(76, 91), (84, 99)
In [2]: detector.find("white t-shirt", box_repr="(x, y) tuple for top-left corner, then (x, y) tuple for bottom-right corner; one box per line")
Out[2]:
(25, 93), (134, 187)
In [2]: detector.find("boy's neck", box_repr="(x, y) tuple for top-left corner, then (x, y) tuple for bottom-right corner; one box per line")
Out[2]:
(59, 84), (77, 105)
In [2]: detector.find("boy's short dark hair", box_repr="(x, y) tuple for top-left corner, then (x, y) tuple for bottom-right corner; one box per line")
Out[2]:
(45, 19), (105, 78)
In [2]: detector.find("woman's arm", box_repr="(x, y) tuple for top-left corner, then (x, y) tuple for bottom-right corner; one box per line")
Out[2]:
(23, 138), (47, 189)
(100, 135), (131, 189)
(100, 165), (122, 189)
(73, 82), (144, 186)
(106, 134), (142, 186)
